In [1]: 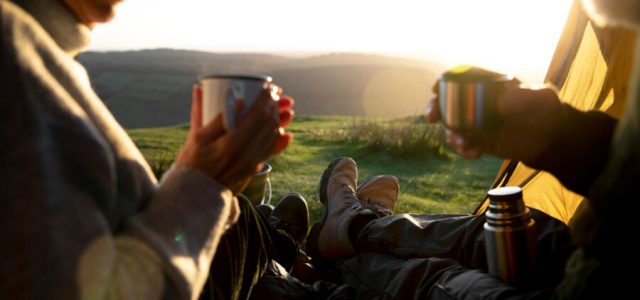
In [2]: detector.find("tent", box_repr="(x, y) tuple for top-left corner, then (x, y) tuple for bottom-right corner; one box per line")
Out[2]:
(472, 0), (637, 225)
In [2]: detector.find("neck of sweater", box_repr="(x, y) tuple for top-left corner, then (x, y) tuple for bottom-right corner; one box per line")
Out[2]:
(14, 0), (91, 56)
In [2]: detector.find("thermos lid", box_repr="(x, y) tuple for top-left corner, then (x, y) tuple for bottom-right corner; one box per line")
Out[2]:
(486, 186), (529, 226)
(488, 186), (523, 202)
(440, 65), (512, 82)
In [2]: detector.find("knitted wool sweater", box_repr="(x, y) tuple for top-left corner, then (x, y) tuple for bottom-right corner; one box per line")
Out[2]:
(0, 0), (237, 299)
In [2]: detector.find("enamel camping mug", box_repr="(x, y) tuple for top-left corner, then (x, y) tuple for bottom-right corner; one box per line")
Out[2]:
(240, 163), (273, 206)
(438, 66), (513, 132)
(197, 74), (277, 206)
(198, 73), (277, 128)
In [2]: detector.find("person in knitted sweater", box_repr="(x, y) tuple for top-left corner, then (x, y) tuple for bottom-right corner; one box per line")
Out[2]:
(0, 0), (295, 299)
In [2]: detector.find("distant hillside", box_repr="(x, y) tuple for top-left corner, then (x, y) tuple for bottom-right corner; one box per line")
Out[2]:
(78, 49), (445, 128)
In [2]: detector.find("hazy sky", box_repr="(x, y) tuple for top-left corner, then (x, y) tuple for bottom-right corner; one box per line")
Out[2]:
(91, 0), (573, 83)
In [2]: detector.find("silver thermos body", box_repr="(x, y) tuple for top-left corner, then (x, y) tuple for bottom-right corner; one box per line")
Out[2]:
(484, 186), (536, 286)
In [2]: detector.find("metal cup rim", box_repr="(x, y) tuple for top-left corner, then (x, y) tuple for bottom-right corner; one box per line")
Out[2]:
(198, 73), (272, 82)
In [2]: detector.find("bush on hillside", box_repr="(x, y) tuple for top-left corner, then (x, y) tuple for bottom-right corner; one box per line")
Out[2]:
(307, 116), (450, 160)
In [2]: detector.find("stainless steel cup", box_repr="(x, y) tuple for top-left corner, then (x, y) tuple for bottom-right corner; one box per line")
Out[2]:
(438, 66), (512, 132)
(198, 73), (275, 129)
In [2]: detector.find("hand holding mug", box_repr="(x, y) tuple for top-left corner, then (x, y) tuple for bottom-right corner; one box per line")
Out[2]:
(427, 66), (566, 162)
(176, 80), (294, 195)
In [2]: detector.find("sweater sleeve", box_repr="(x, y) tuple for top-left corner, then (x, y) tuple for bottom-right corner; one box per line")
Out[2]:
(0, 82), (237, 300)
(1, 3), (238, 299)
(0, 78), (237, 299)
(77, 165), (237, 300)
(523, 104), (617, 196)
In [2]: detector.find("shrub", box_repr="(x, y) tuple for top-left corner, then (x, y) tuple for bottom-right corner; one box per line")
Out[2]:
(307, 116), (450, 160)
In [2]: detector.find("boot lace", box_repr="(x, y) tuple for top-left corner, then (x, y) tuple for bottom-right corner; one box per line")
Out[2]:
(362, 197), (393, 217)
(340, 184), (362, 211)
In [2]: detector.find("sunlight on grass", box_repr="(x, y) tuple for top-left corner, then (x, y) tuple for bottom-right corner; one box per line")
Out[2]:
(303, 116), (449, 160)
(128, 115), (501, 224)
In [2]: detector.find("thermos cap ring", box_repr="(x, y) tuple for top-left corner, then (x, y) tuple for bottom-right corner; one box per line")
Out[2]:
(488, 186), (523, 201)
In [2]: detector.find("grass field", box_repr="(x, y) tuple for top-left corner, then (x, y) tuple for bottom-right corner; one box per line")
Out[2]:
(128, 115), (502, 223)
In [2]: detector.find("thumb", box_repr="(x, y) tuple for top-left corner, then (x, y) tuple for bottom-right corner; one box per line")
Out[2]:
(190, 84), (203, 132)
(234, 100), (246, 120)
(196, 113), (226, 143)
(426, 96), (441, 123)
(224, 198), (241, 230)
(431, 80), (440, 94)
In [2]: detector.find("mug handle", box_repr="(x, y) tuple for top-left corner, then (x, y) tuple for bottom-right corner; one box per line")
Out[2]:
(264, 178), (272, 205)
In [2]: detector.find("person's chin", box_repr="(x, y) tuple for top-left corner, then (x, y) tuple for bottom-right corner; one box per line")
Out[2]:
(91, 4), (118, 23)
(581, 0), (640, 30)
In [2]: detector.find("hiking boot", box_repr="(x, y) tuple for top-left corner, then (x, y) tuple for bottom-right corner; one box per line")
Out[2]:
(269, 193), (309, 245)
(357, 175), (399, 217)
(255, 204), (274, 221)
(307, 157), (375, 263)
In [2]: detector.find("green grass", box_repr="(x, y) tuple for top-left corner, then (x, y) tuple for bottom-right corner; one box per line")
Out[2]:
(128, 115), (502, 223)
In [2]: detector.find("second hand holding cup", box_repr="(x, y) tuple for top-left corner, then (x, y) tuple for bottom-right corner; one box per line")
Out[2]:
(438, 65), (513, 132)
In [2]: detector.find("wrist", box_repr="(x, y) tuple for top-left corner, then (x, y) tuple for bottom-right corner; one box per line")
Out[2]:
(524, 105), (617, 195)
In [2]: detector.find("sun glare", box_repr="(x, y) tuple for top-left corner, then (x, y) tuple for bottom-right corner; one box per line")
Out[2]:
(430, 0), (574, 82)
(92, 0), (573, 83)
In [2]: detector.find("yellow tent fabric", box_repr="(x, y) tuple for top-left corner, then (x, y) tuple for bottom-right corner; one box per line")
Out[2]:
(473, 0), (636, 225)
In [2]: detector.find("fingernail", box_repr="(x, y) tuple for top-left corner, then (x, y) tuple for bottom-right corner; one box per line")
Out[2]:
(270, 84), (280, 100)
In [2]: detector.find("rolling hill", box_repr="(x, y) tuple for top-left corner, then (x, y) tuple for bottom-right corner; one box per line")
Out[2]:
(78, 49), (445, 128)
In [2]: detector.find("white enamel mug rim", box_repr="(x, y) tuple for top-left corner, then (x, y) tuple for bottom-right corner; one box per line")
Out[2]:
(198, 73), (273, 129)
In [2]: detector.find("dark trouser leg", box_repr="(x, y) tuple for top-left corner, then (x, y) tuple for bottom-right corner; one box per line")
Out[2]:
(354, 209), (574, 277)
(199, 196), (296, 300)
(338, 254), (555, 299)
(338, 209), (574, 299)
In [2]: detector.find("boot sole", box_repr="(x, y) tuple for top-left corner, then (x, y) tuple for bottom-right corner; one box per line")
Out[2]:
(357, 175), (399, 194)
(356, 175), (399, 211)
(356, 175), (379, 195)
